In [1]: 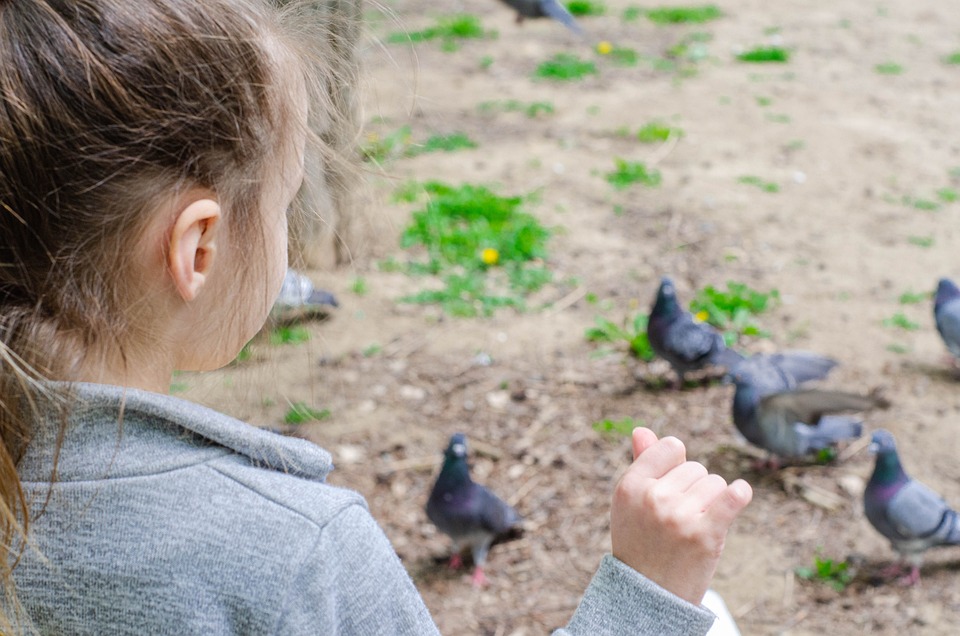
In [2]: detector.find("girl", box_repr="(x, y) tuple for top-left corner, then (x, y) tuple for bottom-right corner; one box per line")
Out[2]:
(0, 1), (751, 634)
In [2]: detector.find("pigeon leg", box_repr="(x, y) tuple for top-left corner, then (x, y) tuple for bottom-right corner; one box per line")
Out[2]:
(449, 553), (464, 570)
(878, 561), (907, 581)
(898, 566), (921, 587)
(471, 566), (488, 588)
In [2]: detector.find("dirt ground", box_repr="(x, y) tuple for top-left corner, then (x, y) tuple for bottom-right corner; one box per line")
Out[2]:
(182, 0), (960, 633)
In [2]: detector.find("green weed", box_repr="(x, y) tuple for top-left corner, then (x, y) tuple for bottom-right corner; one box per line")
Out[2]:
(387, 14), (490, 50)
(478, 100), (555, 118)
(898, 290), (929, 305)
(738, 175), (779, 192)
(566, 0), (605, 16)
(603, 46), (640, 67)
(593, 417), (643, 438)
(362, 343), (382, 357)
(795, 552), (854, 592)
(666, 32), (713, 62)
(605, 159), (662, 189)
(886, 343), (910, 354)
(269, 325), (311, 345)
(944, 52), (960, 65)
(689, 282), (779, 344)
(406, 132), (478, 157)
(737, 46), (790, 63)
(908, 235), (934, 247)
(534, 53), (598, 81)
(636, 121), (684, 143)
(352, 277), (368, 296)
(621, 6), (643, 22)
(937, 188), (958, 203)
(875, 62), (904, 75)
(645, 5), (721, 24)
(361, 126), (413, 164)
(396, 182), (551, 317)
(585, 314), (655, 361)
(882, 313), (919, 331)
(284, 402), (332, 425)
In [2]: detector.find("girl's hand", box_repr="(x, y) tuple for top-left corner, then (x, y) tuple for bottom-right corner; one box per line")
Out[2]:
(610, 427), (752, 605)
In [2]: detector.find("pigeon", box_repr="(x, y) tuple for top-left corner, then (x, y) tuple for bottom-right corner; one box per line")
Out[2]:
(426, 433), (522, 587)
(494, 0), (584, 35)
(646, 277), (744, 384)
(728, 352), (886, 462)
(864, 429), (960, 585)
(274, 269), (339, 310)
(934, 277), (960, 361)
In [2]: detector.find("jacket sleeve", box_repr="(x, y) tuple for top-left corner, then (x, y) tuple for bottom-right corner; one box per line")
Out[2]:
(274, 502), (441, 635)
(554, 555), (717, 636)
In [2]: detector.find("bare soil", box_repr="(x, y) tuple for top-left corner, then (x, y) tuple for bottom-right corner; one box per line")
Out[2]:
(182, 0), (960, 633)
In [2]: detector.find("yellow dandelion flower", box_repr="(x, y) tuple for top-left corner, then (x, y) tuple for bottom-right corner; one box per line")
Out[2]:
(596, 41), (613, 55)
(693, 310), (710, 323)
(480, 248), (500, 265)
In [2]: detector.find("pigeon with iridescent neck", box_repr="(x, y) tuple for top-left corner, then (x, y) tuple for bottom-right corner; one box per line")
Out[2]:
(864, 429), (960, 585)
(426, 433), (522, 587)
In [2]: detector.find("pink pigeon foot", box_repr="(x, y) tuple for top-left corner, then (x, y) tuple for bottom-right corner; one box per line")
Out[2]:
(448, 553), (463, 570)
(470, 566), (487, 588)
(897, 566), (921, 587)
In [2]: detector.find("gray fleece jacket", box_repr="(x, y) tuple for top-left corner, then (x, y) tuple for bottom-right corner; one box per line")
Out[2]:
(13, 383), (716, 635)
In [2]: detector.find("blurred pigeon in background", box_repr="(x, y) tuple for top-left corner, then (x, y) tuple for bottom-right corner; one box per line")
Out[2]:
(274, 269), (339, 311)
(647, 277), (744, 384)
(934, 278), (960, 362)
(426, 433), (523, 587)
(864, 429), (960, 585)
(494, 0), (584, 35)
(728, 352), (886, 463)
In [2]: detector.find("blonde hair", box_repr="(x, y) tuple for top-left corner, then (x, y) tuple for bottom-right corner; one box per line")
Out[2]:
(0, 0), (344, 629)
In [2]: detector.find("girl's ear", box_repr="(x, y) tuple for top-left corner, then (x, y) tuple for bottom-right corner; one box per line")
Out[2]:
(167, 198), (221, 301)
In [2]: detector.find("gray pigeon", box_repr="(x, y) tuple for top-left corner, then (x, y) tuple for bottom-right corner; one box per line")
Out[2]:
(494, 0), (584, 35)
(426, 433), (522, 587)
(274, 269), (339, 310)
(647, 277), (744, 384)
(729, 352), (886, 462)
(864, 429), (960, 585)
(934, 278), (960, 361)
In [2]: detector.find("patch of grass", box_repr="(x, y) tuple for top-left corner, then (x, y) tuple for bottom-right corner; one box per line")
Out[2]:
(269, 325), (311, 345)
(396, 181), (551, 317)
(908, 235), (934, 247)
(406, 132), (478, 157)
(565, 0), (605, 16)
(645, 5), (721, 24)
(689, 281), (780, 344)
(362, 343), (382, 357)
(886, 343), (911, 354)
(937, 188), (958, 203)
(605, 159), (662, 189)
(533, 53), (598, 81)
(351, 277), (368, 296)
(666, 32), (713, 62)
(478, 100), (555, 118)
(906, 196), (939, 211)
(387, 14), (491, 50)
(738, 175), (779, 192)
(361, 126), (412, 164)
(593, 417), (643, 438)
(284, 402), (331, 425)
(882, 313), (920, 331)
(604, 46), (640, 67)
(875, 62), (904, 75)
(737, 46), (790, 63)
(795, 552), (854, 592)
(898, 290), (929, 305)
(636, 121), (684, 143)
(170, 381), (189, 394)
(585, 314), (655, 360)
(944, 52), (960, 65)
(755, 96), (772, 106)
(621, 5), (643, 22)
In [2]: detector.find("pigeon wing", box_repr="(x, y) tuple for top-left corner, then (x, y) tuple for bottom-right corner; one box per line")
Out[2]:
(760, 389), (885, 425)
(936, 301), (960, 357)
(477, 486), (521, 536)
(663, 318), (718, 365)
(888, 480), (952, 539)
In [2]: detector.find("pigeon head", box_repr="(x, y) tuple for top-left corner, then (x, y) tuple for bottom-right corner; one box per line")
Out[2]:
(444, 433), (468, 460)
(935, 278), (960, 309)
(869, 429), (907, 486)
(652, 277), (681, 316)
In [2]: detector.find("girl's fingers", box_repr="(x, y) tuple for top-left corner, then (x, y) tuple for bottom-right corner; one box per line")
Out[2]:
(631, 427), (659, 461)
(704, 479), (753, 526)
(678, 473), (730, 512)
(630, 436), (686, 480)
(656, 460), (709, 493)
